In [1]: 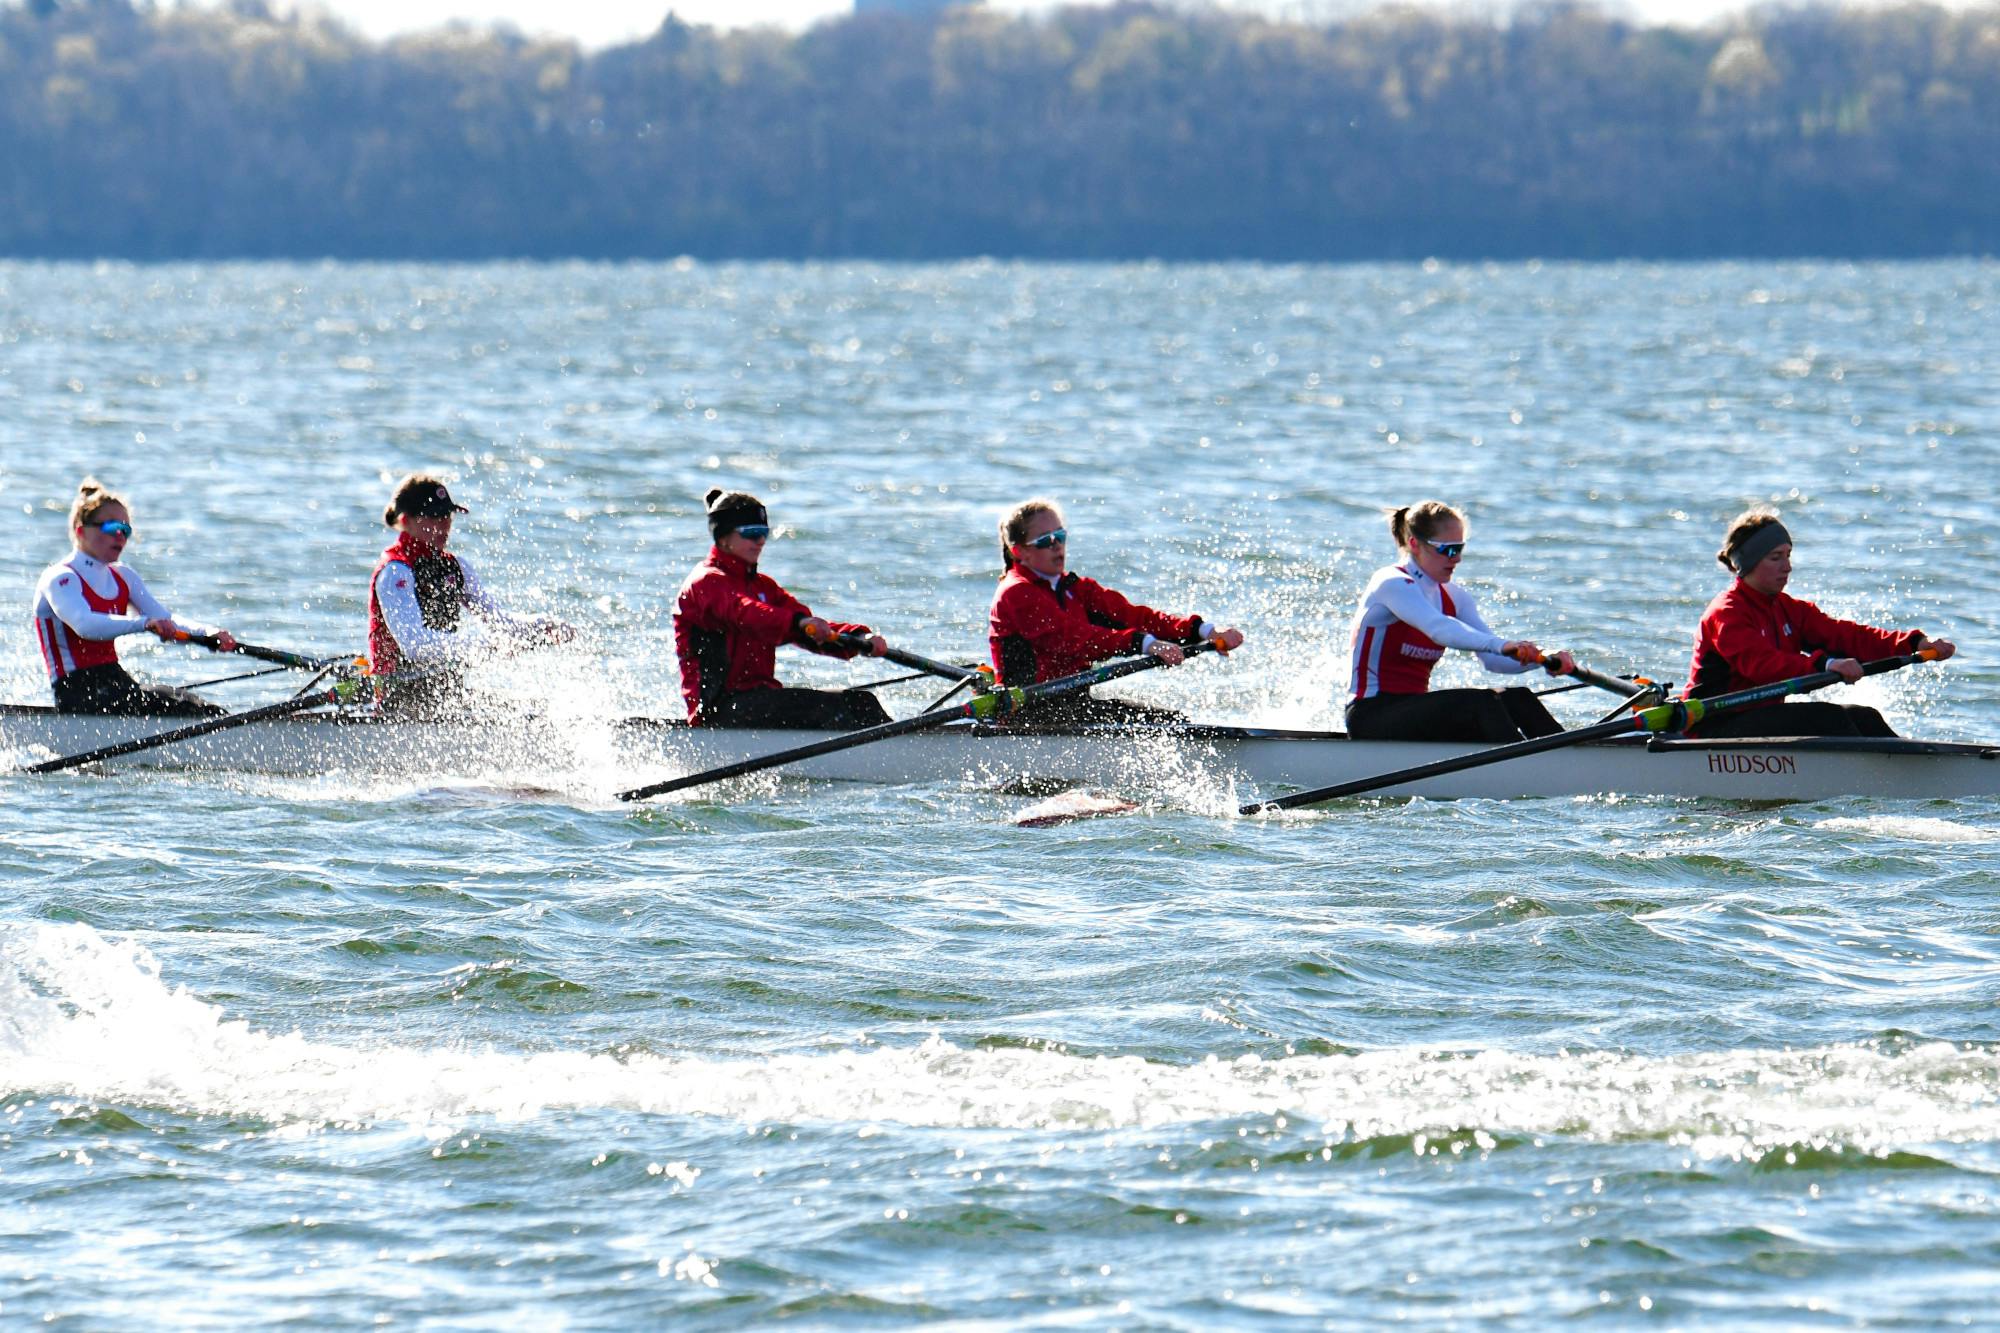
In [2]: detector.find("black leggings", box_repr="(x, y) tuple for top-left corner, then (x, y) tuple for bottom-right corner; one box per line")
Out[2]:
(1690, 701), (1898, 739)
(703, 687), (890, 730)
(1345, 687), (1563, 745)
(52, 663), (224, 718)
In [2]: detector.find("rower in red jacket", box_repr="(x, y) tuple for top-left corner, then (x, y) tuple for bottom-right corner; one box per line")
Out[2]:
(987, 498), (1243, 723)
(674, 489), (891, 729)
(1683, 508), (1955, 737)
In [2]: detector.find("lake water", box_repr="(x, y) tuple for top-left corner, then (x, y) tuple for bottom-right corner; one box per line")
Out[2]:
(2, 259), (1997, 1326)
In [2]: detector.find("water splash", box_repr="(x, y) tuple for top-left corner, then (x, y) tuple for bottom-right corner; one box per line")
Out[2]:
(6, 923), (1997, 1157)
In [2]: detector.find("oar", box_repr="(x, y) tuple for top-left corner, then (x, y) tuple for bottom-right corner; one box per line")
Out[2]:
(182, 663), (302, 691)
(170, 629), (342, 671)
(20, 672), (370, 776)
(1512, 646), (1666, 708)
(619, 640), (1221, 802)
(820, 630), (991, 689)
(1560, 662), (1665, 707)
(1242, 649), (1941, 815)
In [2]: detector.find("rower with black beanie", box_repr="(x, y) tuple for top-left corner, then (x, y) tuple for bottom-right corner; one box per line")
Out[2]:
(672, 489), (893, 729)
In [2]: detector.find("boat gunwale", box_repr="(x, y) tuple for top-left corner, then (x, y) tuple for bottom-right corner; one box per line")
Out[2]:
(3, 701), (1994, 760)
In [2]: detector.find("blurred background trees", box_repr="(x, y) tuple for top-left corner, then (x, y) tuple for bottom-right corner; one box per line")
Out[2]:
(3, 0), (1996, 257)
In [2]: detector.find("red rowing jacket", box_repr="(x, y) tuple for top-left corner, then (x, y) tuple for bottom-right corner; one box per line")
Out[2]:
(987, 566), (1202, 685)
(674, 547), (869, 722)
(1685, 580), (1921, 701)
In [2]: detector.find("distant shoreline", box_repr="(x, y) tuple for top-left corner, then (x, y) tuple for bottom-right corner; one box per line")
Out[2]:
(7, 0), (1997, 262)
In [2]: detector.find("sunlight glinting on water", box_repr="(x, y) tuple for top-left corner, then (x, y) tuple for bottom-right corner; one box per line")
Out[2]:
(2, 259), (1998, 1323)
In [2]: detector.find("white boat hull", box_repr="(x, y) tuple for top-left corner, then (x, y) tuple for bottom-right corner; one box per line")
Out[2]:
(4, 704), (1997, 801)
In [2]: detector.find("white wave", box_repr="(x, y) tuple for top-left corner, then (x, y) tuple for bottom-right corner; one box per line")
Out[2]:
(6, 923), (1998, 1155)
(1815, 815), (1995, 844)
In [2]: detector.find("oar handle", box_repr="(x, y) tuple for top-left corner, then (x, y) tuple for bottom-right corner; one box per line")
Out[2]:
(1511, 647), (1665, 703)
(177, 631), (336, 670)
(826, 631), (992, 689)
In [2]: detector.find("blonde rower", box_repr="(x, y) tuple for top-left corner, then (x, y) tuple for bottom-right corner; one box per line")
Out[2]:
(31, 478), (235, 717)
(1344, 501), (1573, 743)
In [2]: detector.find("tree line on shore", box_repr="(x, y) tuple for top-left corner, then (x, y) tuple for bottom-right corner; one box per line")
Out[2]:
(4, 0), (1998, 260)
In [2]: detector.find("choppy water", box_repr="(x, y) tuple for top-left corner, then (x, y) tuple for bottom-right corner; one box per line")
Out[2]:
(2, 259), (1997, 1326)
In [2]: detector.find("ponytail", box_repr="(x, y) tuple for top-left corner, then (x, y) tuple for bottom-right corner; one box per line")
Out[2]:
(1388, 500), (1461, 552)
(69, 476), (128, 532)
(998, 498), (1062, 572)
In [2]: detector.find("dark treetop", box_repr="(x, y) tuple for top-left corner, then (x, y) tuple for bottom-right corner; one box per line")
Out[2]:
(5, 0), (1998, 260)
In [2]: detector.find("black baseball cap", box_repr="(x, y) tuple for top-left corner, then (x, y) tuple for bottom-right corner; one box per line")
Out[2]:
(387, 475), (469, 523)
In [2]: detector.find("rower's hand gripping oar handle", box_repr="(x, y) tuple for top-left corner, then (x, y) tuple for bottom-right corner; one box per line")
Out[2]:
(1506, 644), (1573, 674)
(170, 629), (340, 671)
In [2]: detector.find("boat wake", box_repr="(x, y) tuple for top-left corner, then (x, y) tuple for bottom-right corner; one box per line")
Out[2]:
(6, 923), (1998, 1158)
(1814, 815), (1995, 844)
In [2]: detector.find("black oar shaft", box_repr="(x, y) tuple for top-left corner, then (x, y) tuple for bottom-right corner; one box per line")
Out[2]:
(830, 633), (985, 685)
(184, 633), (334, 670)
(1561, 662), (1660, 699)
(22, 688), (344, 775)
(1243, 650), (1935, 814)
(1593, 686), (1662, 725)
(1517, 649), (1663, 703)
(1251, 713), (1642, 810)
(619, 642), (1216, 802)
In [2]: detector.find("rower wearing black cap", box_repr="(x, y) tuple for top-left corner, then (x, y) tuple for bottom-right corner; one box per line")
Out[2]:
(1682, 507), (1956, 737)
(365, 472), (573, 714)
(673, 488), (891, 729)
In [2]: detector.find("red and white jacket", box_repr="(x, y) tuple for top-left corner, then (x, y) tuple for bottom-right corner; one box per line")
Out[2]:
(367, 534), (537, 678)
(987, 566), (1204, 686)
(31, 554), (210, 683)
(1347, 562), (1529, 700)
(674, 547), (869, 722)
(1685, 580), (1921, 701)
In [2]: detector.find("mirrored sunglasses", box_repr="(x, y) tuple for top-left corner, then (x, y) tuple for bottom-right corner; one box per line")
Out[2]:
(94, 520), (134, 538)
(1024, 528), (1068, 550)
(1422, 538), (1466, 558)
(734, 524), (772, 541)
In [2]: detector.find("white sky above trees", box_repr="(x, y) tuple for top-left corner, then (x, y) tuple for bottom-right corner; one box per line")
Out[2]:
(294, 0), (1786, 52)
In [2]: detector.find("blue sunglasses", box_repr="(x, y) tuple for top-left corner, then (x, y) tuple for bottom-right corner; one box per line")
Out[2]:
(1422, 538), (1466, 558)
(1024, 528), (1068, 550)
(93, 520), (134, 538)
(734, 524), (772, 541)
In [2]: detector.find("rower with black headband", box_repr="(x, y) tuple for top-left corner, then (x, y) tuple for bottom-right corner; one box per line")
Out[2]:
(672, 488), (893, 729)
(1681, 507), (1956, 737)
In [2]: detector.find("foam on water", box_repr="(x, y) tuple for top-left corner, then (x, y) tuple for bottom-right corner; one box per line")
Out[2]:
(1815, 815), (1996, 843)
(7, 923), (1996, 1157)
